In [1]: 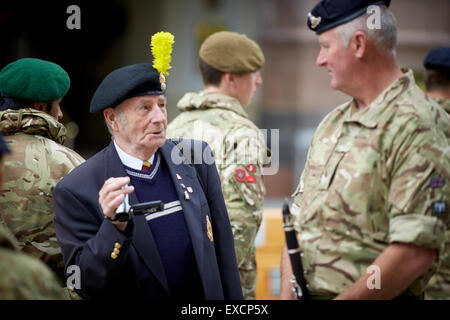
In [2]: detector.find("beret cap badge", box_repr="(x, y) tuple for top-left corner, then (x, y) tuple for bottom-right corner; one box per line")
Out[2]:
(308, 12), (322, 29)
(307, 0), (391, 34)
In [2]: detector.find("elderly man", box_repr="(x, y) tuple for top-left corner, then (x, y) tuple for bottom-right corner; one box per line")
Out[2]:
(0, 58), (84, 284)
(280, 0), (450, 300)
(167, 31), (270, 299)
(423, 46), (450, 300)
(52, 63), (243, 300)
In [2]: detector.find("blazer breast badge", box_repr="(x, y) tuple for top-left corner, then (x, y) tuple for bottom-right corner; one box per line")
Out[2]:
(206, 215), (214, 242)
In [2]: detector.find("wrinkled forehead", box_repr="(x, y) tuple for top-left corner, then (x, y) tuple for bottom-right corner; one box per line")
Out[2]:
(118, 94), (167, 110)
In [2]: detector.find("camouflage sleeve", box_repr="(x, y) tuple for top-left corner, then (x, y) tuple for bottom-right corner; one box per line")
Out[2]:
(291, 127), (320, 231)
(388, 128), (449, 253)
(219, 128), (268, 268)
(0, 249), (66, 299)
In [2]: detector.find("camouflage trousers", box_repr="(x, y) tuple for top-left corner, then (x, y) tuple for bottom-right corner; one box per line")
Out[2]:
(239, 268), (256, 300)
(239, 256), (257, 300)
(425, 274), (450, 300)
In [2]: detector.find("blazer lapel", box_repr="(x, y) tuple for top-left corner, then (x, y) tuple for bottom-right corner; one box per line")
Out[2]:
(103, 141), (170, 294)
(159, 141), (205, 273)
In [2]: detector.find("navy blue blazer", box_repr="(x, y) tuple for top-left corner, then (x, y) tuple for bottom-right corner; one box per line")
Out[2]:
(53, 139), (243, 300)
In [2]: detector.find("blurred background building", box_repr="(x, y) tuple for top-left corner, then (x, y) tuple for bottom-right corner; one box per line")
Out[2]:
(1, 0), (449, 299)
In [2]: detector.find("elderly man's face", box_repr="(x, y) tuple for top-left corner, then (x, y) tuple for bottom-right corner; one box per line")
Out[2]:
(316, 29), (354, 92)
(114, 94), (167, 154)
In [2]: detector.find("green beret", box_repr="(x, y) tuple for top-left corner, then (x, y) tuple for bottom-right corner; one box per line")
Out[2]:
(199, 31), (265, 74)
(0, 58), (70, 103)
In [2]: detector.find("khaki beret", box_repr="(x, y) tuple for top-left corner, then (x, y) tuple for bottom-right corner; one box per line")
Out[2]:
(199, 31), (265, 74)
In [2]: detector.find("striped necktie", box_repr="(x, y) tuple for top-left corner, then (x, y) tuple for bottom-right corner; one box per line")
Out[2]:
(141, 160), (151, 172)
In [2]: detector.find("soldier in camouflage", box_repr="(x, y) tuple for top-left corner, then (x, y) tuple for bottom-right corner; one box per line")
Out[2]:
(0, 222), (66, 299)
(167, 31), (270, 299)
(0, 132), (65, 299)
(0, 58), (85, 287)
(423, 47), (450, 300)
(280, 1), (450, 299)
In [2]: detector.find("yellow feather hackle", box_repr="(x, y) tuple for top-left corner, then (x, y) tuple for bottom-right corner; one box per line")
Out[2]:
(150, 31), (174, 77)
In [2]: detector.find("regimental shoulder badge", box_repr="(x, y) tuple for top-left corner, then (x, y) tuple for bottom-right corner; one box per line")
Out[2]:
(246, 164), (256, 173)
(246, 176), (256, 184)
(432, 201), (447, 217)
(234, 168), (247, 182)
(206, 215), (213, 242)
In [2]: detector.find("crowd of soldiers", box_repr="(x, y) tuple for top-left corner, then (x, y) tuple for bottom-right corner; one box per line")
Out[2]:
(0, 0), (448, 300)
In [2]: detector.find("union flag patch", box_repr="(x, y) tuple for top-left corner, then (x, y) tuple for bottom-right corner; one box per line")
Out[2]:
(430, 177), (445, 189)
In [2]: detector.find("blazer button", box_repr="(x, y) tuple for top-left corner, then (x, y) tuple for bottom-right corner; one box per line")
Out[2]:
(113, 248), (120, 255)
(111, 252), (118, 259)
(114, 242), (121, 249)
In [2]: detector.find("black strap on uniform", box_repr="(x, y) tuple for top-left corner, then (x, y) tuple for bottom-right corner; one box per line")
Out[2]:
(282, 198), (310, 300)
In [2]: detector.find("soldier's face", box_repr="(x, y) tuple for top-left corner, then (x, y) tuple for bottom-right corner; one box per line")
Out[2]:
(49, 98), (64, 121)
(316, 29), (354, 92)
(112, 94), (167, 156)
(233, 71), (263, 107)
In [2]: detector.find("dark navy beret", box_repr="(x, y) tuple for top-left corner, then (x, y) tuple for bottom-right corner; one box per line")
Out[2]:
(424, 47), (450, 75)
(0, 132), (10, 155)
(90, 63), (165, 113)
(307, 0), (391, 35)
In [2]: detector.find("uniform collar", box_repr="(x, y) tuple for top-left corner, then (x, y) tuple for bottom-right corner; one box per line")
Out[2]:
(0, 108), (67, 144)
(113, 139), (155, 171)
(176, 91), (249, 119)
(433, 97), (450, 114)
(345, 69), (415, 128)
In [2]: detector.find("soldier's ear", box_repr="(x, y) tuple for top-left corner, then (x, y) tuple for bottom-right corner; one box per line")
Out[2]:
(223, 73), (241, 90)
(31, 102), (48, 113)
(351, 31), (367, 59)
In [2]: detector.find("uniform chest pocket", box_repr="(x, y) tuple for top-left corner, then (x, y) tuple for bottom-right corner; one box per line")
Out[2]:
(318, 151), (345, 190)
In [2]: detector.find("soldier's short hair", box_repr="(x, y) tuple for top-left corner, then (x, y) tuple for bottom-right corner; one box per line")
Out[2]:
(199, 58), (223, 87)
(335, 5), (397, 54)
(0, 95), (52, 112)
(425, 69), (450, 92)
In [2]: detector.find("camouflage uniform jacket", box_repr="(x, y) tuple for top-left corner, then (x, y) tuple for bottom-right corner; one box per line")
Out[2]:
(291, 70), (450, 297)
(425, 97), (450, 300)
(0, 108), (85, 284)
(0, 222), (65, 299)
(167, 91), (270, 299)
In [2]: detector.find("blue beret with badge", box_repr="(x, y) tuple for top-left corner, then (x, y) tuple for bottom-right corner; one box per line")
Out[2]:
(424, 47), (450, 76)
(90, 64), (165, 113)
(307, 0), (391, 35)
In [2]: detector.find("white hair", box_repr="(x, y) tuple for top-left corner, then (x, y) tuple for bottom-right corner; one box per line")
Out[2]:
(335, 5), (397, 54)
